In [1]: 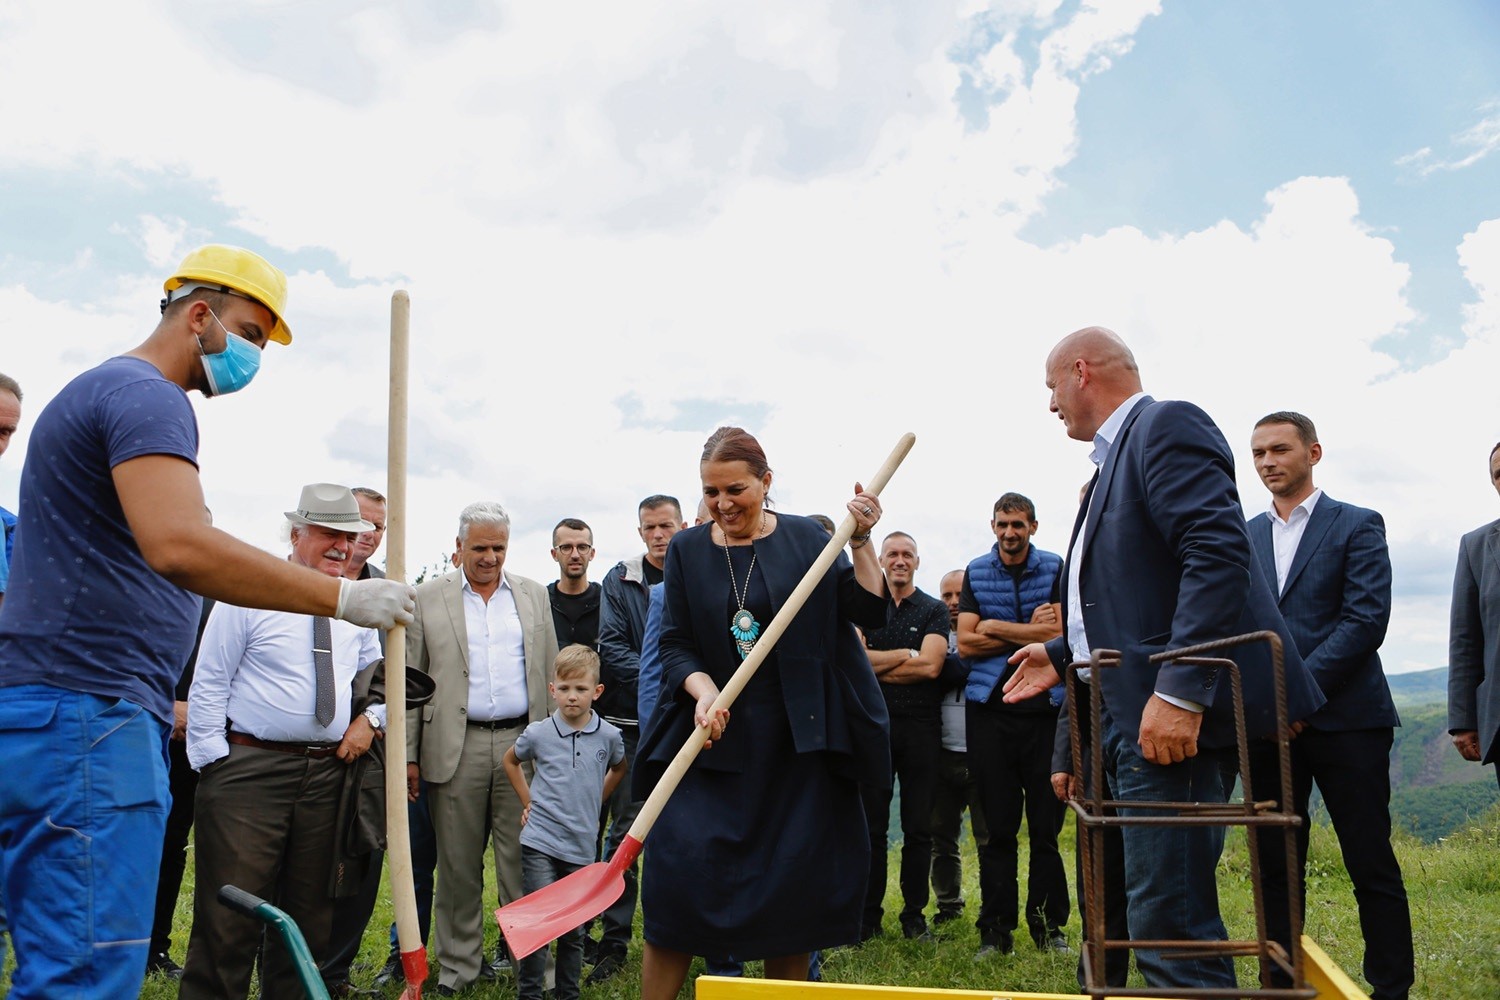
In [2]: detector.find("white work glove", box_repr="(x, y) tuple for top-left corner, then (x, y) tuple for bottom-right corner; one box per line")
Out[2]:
(336, 577), (416, 629)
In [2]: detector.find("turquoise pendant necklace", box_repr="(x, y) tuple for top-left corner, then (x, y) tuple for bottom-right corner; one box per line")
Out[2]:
(723, 514), (765, 660)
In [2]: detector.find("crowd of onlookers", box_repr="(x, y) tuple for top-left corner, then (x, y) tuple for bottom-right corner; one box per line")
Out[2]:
(1, 247), (1498, 1000)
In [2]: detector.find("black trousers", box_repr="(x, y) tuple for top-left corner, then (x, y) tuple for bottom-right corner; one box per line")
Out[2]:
(966, 702), (1068, 943)
(929, 748), (988, 918)
(861, 712), (940, 933)
(1248, 728), (1413, 1000)
(150, 736), (200, 956)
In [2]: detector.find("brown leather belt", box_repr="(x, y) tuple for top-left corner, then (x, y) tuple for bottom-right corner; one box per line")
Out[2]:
(227, 731), (340, 758)
(466, 715), (527, 730)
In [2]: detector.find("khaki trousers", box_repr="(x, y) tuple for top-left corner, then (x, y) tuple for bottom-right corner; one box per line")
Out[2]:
(428, 722), (529, 989)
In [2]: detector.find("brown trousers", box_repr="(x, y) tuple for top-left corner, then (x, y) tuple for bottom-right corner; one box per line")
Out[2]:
(180, 743), (345, 1000)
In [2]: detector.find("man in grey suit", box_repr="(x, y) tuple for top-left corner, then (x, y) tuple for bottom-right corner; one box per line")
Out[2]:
(1450, 441), (1500, 789)
(407, 501), (558, 995)
(1246, 412), (1412, 1000)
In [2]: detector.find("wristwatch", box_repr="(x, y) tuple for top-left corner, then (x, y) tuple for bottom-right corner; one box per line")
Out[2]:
(363, 707), (384, 731)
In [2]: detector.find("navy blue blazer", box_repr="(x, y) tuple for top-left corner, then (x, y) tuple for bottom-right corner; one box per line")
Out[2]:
(636, 514), (892, 791)
(1043, 396), (1325, 753)
(1248, 495), (1399, 732)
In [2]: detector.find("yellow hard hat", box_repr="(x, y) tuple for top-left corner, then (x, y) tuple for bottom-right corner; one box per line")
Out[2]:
(163, 244), (293, 345)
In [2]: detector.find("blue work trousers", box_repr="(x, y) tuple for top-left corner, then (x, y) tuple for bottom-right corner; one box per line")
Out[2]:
(0, 684), (169, 999)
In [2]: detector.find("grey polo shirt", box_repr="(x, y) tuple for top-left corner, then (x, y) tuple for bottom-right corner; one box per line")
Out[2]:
(513, 709), (626, 865)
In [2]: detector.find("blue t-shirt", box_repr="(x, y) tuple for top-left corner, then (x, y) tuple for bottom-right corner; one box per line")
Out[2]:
(0, 357), (201, 722)
(513, 710), (625, 865)
(0, 506), (15, 595)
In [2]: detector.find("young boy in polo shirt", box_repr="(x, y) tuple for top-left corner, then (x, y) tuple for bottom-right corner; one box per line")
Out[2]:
(504, 644), (627, 1000)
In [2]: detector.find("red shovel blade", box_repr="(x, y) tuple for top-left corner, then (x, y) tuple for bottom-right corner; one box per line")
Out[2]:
(496, 836), (643, 960)
(395, 947), (428, 998)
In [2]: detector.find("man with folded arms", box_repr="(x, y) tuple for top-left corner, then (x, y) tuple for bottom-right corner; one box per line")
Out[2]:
(181, 484), (387, 1000)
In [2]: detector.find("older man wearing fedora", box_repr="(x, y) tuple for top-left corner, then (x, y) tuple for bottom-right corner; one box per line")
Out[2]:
(181, 484), (388, 1000)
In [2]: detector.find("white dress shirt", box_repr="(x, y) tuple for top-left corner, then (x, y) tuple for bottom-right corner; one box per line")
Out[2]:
(1067, 391), (1146, 666)
(1267, 489), (1322, 594)
(187, 603), (383, 770)
(463, 573), (530, 721)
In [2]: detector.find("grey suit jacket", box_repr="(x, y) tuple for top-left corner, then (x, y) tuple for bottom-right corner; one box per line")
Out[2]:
(1450, 517), (1500, 764)
(406, 569), (557, 783)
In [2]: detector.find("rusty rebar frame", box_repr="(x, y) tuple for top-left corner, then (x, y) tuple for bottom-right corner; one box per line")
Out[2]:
(1068, 630), (1316, 998)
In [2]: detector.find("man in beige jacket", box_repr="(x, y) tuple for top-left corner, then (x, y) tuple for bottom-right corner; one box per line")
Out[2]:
(407, 501), (557, 995)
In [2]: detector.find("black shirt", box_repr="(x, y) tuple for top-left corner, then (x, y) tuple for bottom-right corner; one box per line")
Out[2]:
(549, 581), (602, 650)
(865, 587), (951, 718)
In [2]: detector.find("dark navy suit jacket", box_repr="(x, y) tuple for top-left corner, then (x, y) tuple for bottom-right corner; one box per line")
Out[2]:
(1043, 396), (1325, 754)
(1248, 494), (1398, 732)
(636, 514), (892, 791)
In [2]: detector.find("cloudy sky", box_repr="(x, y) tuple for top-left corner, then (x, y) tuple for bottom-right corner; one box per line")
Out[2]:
(2, 0), (1498, 674)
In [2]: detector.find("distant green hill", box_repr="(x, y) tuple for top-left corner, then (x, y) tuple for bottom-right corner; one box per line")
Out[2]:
(1387, 666), (1450, 710)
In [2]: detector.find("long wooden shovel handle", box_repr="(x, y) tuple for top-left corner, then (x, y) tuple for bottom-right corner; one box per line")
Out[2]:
(383, 291), (427, 994)
(626, 432), (916, 843)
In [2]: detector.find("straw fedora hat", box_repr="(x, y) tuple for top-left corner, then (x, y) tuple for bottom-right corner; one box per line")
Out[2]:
(284, 483), (375, 533)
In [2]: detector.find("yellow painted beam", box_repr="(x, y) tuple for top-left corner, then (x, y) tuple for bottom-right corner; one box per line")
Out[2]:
(694, 941), (1363, 1000)
(695, 975), (1112, 1000)
(1300, 936), (1368, 1000)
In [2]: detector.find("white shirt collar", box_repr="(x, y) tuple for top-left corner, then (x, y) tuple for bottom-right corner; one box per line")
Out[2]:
(1089, 391), (1148, 468)
(1268, 487), (1322, 526)
(461, 571), (511, 597)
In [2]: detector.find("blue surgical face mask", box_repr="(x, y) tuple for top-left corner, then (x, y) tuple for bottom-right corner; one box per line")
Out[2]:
(198, 309), (262, 397)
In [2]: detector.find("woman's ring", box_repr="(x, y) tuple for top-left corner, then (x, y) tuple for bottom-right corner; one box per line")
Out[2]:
(862, 505), (873, 515)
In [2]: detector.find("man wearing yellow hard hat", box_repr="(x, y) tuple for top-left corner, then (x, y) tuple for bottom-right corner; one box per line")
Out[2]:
(0, 245), (417, 999)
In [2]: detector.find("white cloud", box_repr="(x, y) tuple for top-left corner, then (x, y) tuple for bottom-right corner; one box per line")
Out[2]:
(1396, 99), (1500, 176)
(1, 0), (1493, 680)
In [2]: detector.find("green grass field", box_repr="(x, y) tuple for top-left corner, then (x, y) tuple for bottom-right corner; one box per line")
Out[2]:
(55, 803), (1485, 999)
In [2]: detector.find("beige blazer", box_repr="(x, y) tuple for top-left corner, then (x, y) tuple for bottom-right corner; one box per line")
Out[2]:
(406, 569), (557, 783)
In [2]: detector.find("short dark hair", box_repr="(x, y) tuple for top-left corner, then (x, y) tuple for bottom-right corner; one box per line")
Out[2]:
(638, 495), (682, 520)
(1489, 441), (1500, 463)
(352, 486), (386, 504)
(993, 492), (1036, 522)
(0, 373), (20, 402)
(552, 517), (593, 545)
(882, 530), (916, 548)
(809, 513), (836, 535)
(1255, 411), (1318, 447)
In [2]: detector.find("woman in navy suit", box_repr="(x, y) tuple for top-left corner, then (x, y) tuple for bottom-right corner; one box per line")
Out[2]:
(635, 427), (889, 1000)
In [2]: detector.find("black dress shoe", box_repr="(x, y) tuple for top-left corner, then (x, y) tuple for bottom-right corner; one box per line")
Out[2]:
(584, 953), (624, 984)
(146, 952), (184, 980)
(372, 957), (403, 987)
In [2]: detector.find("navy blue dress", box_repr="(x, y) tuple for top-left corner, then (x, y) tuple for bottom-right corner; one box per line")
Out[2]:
(635, 515), (889, 958)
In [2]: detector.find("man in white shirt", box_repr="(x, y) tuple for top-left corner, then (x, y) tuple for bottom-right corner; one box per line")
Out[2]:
(406, 501), (557, 995)
(181, 484), (385, 1000)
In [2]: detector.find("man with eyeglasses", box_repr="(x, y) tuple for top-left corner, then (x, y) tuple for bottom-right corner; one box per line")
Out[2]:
(549, 518), (601, 650)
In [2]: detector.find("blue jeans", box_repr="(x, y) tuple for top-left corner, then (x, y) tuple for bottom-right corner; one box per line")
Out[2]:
(519, 847), (585, 1000)
(0, 685), (169, 999)
(1104, 714), (1236, 990)
(387, 780), (437, 959)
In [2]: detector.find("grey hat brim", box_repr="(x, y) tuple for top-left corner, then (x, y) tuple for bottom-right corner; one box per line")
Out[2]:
(285, 511), (376, 533)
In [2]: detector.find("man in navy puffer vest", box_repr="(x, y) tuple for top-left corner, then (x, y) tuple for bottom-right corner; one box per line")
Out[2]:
(957, 493), (1068, 958)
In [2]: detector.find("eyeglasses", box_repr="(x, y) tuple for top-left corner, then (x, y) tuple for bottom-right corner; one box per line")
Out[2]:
(554, 543), (593, 555)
